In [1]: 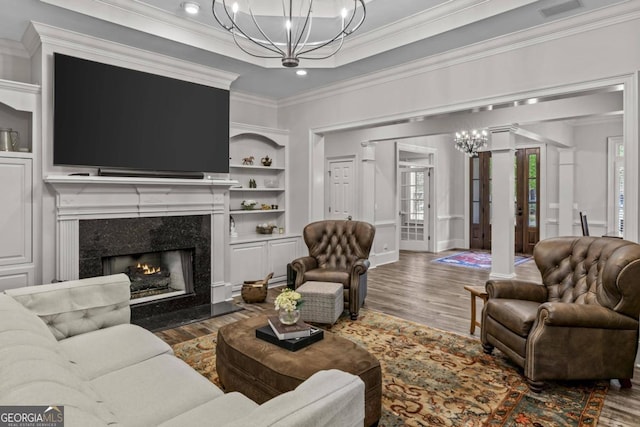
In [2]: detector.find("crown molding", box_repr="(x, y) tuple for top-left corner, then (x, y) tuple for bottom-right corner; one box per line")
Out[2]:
(39, 0), (538, 69)
(279, 1), (640, 108)
(25, 21), (238, 89)
(230, 91), (278, 110)
(0, 39), (30, 59)
(334, 0), (538, 67)
(39, 0), (269, 67)
(0, 78), (41, 95)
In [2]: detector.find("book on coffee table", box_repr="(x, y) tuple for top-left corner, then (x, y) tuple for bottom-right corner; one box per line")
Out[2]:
(256, 324), (324, 352)
(267, 315), (312, 340)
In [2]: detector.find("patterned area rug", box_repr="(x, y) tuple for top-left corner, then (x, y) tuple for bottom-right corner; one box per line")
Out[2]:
(433, 251), (531, 269)
(171, 309), (607, 426)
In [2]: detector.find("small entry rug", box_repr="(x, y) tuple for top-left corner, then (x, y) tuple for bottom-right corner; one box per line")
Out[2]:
(171, 309), (607, 426)
(434, 251), (531, 269)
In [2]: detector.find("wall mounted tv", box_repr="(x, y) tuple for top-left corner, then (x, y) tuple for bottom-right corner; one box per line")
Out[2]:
(54, 53), (229, 176)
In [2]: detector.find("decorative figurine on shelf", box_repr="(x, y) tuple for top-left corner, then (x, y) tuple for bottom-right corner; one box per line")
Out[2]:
(249, 178), (257, 188)
(242, 156), (255, 165)
(261, 155), (272, 167)
(230, 215), (238, 237)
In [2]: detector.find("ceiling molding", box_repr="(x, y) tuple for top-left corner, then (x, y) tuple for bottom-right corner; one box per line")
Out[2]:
(27, 21), (239, 89)
(334, 0), (538, 67)
(231, 91), (278, 110)
(39, 0), (539, 69)
(39, 0), (269, 67)
(278, 0), (640, 107)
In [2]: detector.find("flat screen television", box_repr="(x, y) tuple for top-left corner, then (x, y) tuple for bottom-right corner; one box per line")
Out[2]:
(53, 53), (229, 176)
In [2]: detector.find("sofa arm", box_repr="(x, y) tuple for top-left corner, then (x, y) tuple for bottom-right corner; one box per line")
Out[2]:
(486, 280), (547, 302)
(290, 256), (318, 287)
(537, 302), (639, 329)
(226, 370), (365, 427)
(5, 274), (131, 340)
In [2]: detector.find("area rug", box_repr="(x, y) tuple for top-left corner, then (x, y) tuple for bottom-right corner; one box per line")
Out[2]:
(433, 251), (531, 270)
(171, 309), (607, 427)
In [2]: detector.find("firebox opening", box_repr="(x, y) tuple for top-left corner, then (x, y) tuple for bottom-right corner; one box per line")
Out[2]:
(102, 249), (195, 304)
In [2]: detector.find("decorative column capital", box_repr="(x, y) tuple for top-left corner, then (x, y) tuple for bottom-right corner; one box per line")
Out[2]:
(489, 124), (519, 135)
(361, 141), (377, 161)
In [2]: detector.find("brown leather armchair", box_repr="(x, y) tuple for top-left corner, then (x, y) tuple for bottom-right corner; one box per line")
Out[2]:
(481, 236), (640, 392)
(291, 220), (375, 320)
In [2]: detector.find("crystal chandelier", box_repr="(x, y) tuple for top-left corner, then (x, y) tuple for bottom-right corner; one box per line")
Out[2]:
(454, 129), (488, 157)
(212, 0), (366, 67)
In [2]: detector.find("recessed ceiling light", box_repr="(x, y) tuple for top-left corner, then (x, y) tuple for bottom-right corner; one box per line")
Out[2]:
(182, 2), (200, 15)
(296, 70), (307, 76)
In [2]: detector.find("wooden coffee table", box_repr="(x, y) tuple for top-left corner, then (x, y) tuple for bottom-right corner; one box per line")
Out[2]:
(216, 314), (382, 427)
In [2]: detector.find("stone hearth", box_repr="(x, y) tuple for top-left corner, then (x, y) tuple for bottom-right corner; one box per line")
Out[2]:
(79, 215), (210, 320)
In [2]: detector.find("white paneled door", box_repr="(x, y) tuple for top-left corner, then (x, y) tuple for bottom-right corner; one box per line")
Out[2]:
(328, 159), (355, 220)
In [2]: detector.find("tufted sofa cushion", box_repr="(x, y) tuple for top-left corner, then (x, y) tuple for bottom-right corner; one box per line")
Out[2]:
(0, 294), (118, 426)
(534, 236), (640, 317)
(303, 220), (375, 272)
(5, 274), (131, 340)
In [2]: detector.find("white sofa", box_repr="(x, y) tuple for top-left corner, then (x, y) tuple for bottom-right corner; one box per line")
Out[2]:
(0, 274), (365, 427)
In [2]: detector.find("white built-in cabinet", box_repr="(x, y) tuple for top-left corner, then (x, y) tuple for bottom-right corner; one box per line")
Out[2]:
(0, 79), (40, 290)
(228, 123), (301, 288)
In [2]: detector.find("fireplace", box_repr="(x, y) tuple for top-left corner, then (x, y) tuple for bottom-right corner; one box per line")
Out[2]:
(79, 215), (211, 320)
(103, 249), (195, 303)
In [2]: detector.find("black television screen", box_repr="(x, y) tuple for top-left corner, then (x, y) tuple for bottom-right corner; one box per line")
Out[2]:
(54, 53), (229, 175)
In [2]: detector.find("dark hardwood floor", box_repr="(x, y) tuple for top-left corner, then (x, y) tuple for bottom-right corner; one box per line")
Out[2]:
(155, 250), (640, 426)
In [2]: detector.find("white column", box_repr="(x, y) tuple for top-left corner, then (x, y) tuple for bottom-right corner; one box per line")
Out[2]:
(360, 141), (376, 225)
(489, 126), (516, 280)
(558, 149), (576, 236)
(211, 190), (231, 304)
(56, 219), (79, 281)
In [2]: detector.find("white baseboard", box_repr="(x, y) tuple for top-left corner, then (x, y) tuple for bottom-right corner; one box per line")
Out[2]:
(372, 250), (398, 266)
(436, 239), (465, 252)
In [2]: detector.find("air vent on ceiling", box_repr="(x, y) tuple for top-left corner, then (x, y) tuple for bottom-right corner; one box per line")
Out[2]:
(539, 0), (583, 18)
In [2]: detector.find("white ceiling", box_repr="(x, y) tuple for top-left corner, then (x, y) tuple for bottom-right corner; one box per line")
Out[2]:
(0, 0), (629, 100)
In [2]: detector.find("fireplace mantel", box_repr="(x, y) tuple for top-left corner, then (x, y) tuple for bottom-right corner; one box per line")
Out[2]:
(45, 174), (237, 304)
(45, 175), (238, 219)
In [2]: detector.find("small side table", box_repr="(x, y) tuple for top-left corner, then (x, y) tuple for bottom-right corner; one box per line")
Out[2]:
(463, 285), (488, 335)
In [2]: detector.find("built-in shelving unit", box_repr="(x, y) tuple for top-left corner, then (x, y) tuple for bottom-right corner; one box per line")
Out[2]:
(227, 123), (301, 287)
(0, 78), (41, 290)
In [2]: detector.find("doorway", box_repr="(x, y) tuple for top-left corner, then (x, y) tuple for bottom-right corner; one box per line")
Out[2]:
(327, 157), (356, 220)
(397, 144), (435, 252)
(469, 148), (540, 254)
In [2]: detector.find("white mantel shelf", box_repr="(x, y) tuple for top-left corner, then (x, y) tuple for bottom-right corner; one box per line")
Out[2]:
(45, 174), (238, 220)
(45, 174), (238, 187)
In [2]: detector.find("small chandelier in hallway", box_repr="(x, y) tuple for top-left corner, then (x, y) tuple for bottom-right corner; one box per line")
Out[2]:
(454, 129), (488, 157)
(212, 0), (366, 68)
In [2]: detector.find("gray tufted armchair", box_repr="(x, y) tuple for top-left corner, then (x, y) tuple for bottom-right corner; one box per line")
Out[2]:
(481, 236), (640, 391)
(291, 220), (375, 320)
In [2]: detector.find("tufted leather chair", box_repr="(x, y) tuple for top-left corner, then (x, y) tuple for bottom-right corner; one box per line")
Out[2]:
(481, 236), (640, 392)
(291, 220), (376, 320)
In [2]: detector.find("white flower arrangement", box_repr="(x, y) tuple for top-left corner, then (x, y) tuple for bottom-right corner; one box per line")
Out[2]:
(274, 288), (303, 312)
(241, 199), (257, 209)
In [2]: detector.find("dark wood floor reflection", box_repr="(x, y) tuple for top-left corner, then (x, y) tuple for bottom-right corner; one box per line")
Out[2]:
(156, 250), (640, 426)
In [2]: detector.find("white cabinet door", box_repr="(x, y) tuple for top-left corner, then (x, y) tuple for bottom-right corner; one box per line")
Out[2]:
(229, 241), (267, 285)
(268, 238), (300, 282)
(0, 157), (32, 267)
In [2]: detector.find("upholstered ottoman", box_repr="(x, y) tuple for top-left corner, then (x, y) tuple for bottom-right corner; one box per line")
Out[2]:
(297, 281), (344, 324)
(216, 314), (382, 427)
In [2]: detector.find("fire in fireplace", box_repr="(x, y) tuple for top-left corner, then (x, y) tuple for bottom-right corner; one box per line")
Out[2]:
(103, 249), (195, 303)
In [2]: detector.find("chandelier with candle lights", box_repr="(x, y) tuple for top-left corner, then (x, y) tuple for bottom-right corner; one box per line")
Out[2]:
(212, 0), (366, 67)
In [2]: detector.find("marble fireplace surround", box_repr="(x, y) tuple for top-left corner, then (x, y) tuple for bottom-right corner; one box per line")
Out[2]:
(45, 175), (236, 315)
